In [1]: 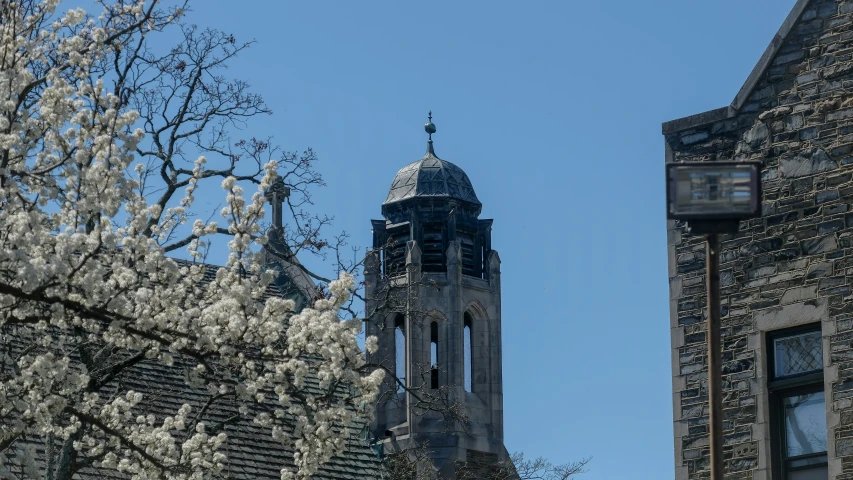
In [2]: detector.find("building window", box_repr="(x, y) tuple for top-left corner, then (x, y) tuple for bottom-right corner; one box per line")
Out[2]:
(463, 313), (472, 392)
(430, 322), (439, 389)
(768, 326), (827, 480)
(421, 226), (445, 273)
(395, 315), (406, 393)
(383, 228), (409, 277)
(458, 231), (477, 277)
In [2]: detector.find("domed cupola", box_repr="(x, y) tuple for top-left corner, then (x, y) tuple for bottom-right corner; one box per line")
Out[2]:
(382, 147), (481, 215)
(381, 112), (481, 218)
(371, 113), (493, 278)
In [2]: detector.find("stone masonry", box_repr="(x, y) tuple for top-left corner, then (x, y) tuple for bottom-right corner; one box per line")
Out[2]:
(664, 1), (853, 478)
(365, 134), (511, 479)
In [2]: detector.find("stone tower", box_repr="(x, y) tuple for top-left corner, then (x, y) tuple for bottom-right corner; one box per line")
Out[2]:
(364, 114), (508, 478)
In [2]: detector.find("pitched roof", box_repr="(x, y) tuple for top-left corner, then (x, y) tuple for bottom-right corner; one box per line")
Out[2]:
(117, 353), (384, 479)
(0, 260), (384, 480)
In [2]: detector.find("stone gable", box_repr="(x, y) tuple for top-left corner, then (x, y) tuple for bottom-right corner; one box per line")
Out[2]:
(664, 0), (853, 478)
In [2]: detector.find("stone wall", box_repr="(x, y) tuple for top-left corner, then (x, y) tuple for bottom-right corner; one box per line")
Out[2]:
(366, 238), (506, 478)
(454, 450), (503, 480)
(664, 1), (853, 478)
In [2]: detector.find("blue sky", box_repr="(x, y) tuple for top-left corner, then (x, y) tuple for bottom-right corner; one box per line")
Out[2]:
(177, 1), (798, 478)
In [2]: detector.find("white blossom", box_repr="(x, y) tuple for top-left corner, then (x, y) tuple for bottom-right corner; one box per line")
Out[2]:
(0, 1), (380, 479)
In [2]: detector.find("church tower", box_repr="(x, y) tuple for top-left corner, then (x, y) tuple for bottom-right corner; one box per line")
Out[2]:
(365, 113), (508, 478)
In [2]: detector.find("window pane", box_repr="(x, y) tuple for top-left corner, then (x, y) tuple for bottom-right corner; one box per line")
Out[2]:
(775, 331), (822, 378)
(787, 465), (828, 480)
(784, 391), (827, 458)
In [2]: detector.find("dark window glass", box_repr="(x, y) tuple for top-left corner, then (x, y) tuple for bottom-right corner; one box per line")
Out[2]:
(774, 331), (822, 379)
(787, 466), (828, 480)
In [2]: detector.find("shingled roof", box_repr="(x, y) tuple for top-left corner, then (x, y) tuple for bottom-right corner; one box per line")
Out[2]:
(112, 344), (384, 480)
(154, 262), (384, 479)
(0, 260), (384, 480)
(71, 350), (383, 480)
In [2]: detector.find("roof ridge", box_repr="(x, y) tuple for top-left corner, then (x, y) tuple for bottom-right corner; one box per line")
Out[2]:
(662, 0), (814, 134)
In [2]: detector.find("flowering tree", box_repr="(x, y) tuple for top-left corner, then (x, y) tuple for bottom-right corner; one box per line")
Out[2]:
(0, 1), (383, 479)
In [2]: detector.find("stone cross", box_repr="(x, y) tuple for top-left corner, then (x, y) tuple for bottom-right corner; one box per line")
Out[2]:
(264, 178), (290, 229)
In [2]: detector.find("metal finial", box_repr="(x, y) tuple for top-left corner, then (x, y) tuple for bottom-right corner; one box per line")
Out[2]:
(424, 111), (436, 140)
(424, 111), (436, 155)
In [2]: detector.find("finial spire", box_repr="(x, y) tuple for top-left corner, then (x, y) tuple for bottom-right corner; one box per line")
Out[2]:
(264, 177), (289, 229)
(424, 110), (436, 156)
(261, 176), (291, 267)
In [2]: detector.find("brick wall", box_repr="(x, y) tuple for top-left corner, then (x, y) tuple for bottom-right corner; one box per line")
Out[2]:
(665, 1), (853, 478)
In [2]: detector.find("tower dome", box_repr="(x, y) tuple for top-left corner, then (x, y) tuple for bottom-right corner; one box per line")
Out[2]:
(383, 154), (480, 207)
(382, 112), (480, 216)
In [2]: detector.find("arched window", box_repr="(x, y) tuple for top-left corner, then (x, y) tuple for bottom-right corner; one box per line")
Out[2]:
(430, 321), (439, 389)
(463, 313), (472, 392)
(394, 315), (406, 393)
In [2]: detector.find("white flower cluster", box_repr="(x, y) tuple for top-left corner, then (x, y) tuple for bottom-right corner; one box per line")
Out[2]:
(0, 1), (382, 479)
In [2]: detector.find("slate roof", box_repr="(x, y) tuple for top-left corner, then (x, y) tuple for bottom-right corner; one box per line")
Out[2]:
(383, 150), (480, 207)
(157, 263), (383, 479)
(0, 261), (384, 480)
(117, 346), (384, 480)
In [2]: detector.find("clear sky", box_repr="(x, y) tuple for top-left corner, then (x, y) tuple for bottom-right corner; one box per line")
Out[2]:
(177, 1), (798, 478)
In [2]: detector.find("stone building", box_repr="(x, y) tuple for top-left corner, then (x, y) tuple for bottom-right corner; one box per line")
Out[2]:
(663, 1), (853, 478)
(364, 117), (512, 478)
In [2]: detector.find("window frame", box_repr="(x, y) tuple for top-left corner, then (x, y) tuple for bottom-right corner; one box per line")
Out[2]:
(767, 324), (827, 480)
